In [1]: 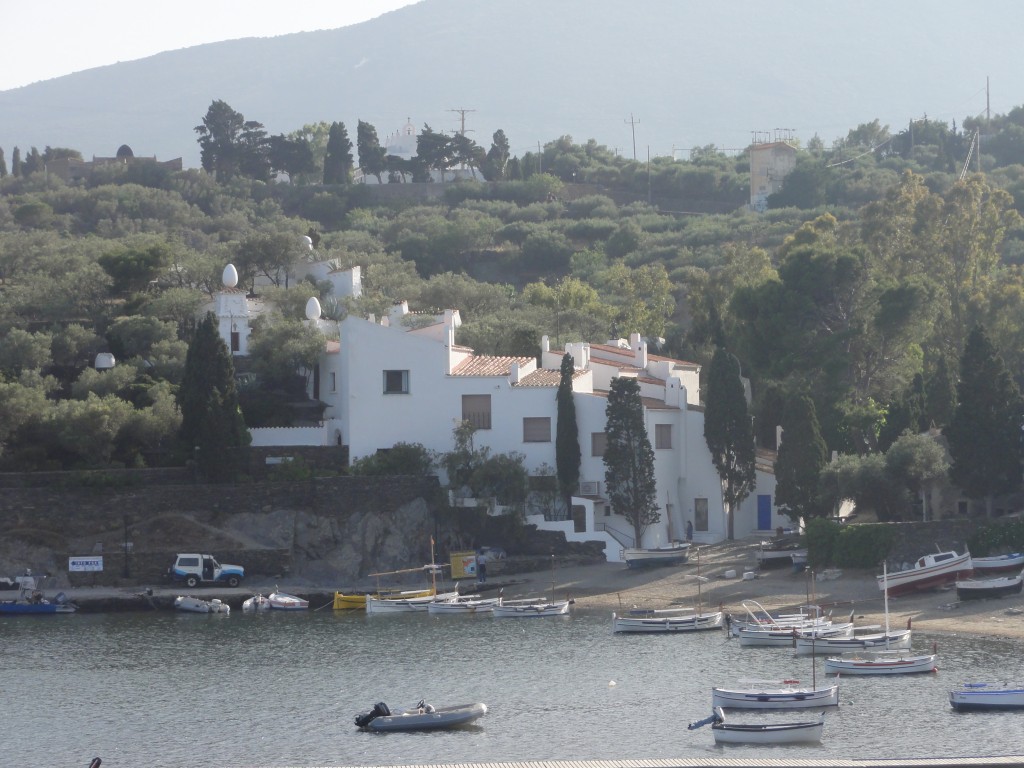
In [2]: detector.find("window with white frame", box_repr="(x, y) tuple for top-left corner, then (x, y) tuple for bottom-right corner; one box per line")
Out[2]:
(383, 370), (409, 394)
(523, 417), (551, 442)
(655, 423), (672, 449)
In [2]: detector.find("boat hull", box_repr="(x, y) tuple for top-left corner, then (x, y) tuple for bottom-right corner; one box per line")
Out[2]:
(712, 719), (823, 744)
(366, 591), (459, 614)
(794, 630), (912, 655)
(955, 573), (1023, 601)
(622, 544), (690, 568)
(877, 551), (973, 596)
(950, 685), (1024, 711)
(0, 601), (76, 615)
(823, 653), (936, 675)
(268, 592), (309, 610)
(738, 624), (853, 648)
(971, 553), (1024, 574)
(174, 596), (230, 614)
(612, 610), (723, 633)
(426, 597), (498, 614)
(492, 600), (570, 617)
(362, 702), (487, 731)
(712, 684), (839, 710)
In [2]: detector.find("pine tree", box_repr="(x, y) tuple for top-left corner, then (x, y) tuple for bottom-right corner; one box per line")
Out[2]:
(0, 148), (7, 178)
(774, 394), (828, 522)
(177, 313), (250, 481)
(946, 325), (1023, 516)
(12, 146), (22, 177)
(323, 121), (354, 184)
(555, 353), (581, 514)
(703, 347), (756, 540)
(604, 377), (659, 546)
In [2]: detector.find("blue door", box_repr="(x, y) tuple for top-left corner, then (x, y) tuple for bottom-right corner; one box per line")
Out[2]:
(757, 494), (772, 531)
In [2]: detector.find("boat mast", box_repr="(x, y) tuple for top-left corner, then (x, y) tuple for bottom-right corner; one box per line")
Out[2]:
(883, 561), (890, 648)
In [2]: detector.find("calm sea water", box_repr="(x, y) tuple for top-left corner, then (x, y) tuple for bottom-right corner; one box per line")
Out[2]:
(3, 606), (1023, 768)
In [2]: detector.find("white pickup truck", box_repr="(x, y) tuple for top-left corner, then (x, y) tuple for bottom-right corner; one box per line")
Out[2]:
(167, 554), (244, 588)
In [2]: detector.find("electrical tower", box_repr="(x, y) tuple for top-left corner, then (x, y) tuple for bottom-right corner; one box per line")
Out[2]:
(447, 108), (476, 136)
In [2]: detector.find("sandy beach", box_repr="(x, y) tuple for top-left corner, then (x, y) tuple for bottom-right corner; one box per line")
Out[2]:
(500, 537), (1024, 641)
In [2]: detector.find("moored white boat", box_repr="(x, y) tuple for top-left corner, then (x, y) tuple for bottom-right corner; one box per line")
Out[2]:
(689, 707), (824, 744)
(268, 591), (309, 610)
(833, 562), (936, 674)
(738, 622), (854, 648)
(242, 593), (271, 612)
(622, 541), (690, 568)
(823, 652), (937, 675)
(728, 600), (831, 637)
(492, 597), (571, 617)
(794, 625), (913, 655)
(712, 680), (839, 709)
(971, 552), (1024, 574)
(876, 550), (972, 596)
(949, 683), (1024, 711)
(426, 595), (499, 614)
(955, 571), (1023, 601)
(174, 595), (230, 614)
(612, 606), (724, 633)
(366, 590), (460, 614)
(354, 700), (487, 731)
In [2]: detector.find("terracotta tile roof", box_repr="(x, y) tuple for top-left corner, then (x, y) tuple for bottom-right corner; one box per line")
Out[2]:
(324, 340), (340, 354)
(588, 342), (698, 368)
(515, 370), (561, 387)
(450, 355), (535, 377)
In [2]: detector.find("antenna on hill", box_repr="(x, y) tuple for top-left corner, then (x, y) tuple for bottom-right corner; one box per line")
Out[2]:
(447, 108), (476, 136)
(624, 113), (640, 160)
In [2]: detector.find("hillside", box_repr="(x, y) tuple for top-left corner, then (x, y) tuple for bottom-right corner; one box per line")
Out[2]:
(3, 0), (1024, 167)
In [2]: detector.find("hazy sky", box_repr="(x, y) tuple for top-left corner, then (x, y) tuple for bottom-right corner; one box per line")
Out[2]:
(0, 0), (421, 91)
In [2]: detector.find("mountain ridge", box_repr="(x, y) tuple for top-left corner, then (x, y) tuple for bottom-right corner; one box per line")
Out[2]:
(2, 0), (1022, 168)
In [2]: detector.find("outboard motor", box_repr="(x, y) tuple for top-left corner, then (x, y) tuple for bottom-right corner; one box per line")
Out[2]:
(354, 702), (391, 728)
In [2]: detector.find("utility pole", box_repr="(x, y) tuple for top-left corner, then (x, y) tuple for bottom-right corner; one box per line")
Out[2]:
(624, 113), (639, 161)
(447, 107), (476, 136)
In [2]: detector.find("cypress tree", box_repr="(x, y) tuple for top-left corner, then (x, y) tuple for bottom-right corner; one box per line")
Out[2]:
(946, 325), (1023, 516)
(555, 353), (581, 515)
(703, 347), (756, 540)
(774, 394), (828, 522)
(604, 377), (659, 546)
(323, 121), (354, 184)
(177, 312), (250, 481)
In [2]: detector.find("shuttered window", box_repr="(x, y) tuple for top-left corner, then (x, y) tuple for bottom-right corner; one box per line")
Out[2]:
(655, 423), (672, 449)
(523, 417), (551, 442)
(462, 394), (492, 429)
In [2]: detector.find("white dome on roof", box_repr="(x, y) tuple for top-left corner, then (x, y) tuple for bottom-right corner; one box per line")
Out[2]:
(305, 296), (322, 321)
(222, 263), (239, 288)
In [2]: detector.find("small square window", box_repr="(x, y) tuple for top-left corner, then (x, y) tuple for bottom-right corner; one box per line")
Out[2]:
(383, 370), (409, 394)
(523, 417), (551, 442)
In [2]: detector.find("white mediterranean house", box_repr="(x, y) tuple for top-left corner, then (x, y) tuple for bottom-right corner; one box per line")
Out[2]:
(208, 263), (782, 557)
(336, 306), (781, 558)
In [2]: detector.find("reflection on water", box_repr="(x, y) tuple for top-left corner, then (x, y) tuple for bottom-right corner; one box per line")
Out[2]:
(3, 608), (1021, 767)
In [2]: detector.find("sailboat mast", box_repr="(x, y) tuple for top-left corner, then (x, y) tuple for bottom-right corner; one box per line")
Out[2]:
(883, 560), (891, 647)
